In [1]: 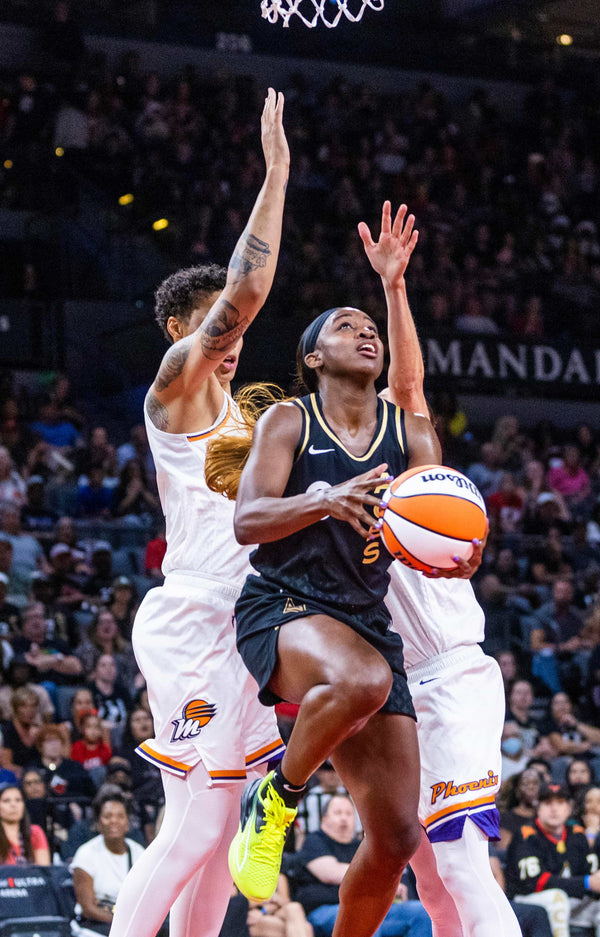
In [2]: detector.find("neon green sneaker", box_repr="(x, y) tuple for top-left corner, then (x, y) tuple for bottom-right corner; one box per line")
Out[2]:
(228, 770), (297, 902)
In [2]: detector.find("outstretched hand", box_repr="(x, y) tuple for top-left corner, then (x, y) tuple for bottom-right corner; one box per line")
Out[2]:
(261, 88), (290, 172)
(358, 201), (418, 286)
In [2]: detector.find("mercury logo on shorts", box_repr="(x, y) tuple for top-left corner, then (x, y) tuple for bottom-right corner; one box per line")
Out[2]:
(170, 699), (217, 742)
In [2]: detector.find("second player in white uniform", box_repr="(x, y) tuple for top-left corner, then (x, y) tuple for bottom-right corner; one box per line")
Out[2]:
(109, 89), (289, 937)
(359, 202), (521, 937)
(136, 395), (284, 786)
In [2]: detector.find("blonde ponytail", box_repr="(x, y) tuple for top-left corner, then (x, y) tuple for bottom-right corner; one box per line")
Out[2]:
(205, 382), (289, 500)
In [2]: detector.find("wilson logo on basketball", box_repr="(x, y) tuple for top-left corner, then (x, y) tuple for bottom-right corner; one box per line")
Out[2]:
(170, 699), (217, 742)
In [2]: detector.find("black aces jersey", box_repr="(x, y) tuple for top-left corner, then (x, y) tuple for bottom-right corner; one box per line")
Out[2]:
(248, 393), (409, 612)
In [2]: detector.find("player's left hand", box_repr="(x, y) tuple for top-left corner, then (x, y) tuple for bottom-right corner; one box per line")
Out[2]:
(261, 87), (290, 172)
(423, 520), (488, 580)
(358, 201), (418, 286)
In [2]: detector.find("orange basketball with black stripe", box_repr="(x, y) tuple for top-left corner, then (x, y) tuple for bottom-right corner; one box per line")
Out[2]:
(381, 464), (487, 574)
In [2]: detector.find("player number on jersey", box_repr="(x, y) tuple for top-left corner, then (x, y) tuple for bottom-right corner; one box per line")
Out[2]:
(519, 856), (541, 880)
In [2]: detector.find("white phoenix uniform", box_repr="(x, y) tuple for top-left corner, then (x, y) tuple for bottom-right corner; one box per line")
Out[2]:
(134, 393), (285, 784)
(386, 562), (522, 937)
(386, 565), (502, 843)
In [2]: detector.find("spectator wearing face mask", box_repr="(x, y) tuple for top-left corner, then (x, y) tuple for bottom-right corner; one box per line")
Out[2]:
(501, 724), (531, 782)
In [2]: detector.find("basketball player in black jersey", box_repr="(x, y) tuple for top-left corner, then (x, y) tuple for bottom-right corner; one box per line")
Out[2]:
(226, 301), (443, 937)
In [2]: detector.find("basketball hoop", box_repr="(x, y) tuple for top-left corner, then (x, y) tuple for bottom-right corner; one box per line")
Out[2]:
(261, 0), (385, 28)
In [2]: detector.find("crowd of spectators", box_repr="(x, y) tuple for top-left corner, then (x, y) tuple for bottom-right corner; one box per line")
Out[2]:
(1, 7), (600, 936)
(1, 359), (600, 936)
(1, 6), (599, 347)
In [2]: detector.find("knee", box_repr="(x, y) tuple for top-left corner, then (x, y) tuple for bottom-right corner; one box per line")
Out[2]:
(412, 871), (437, 907)
(433, 848), (469, 892)
(156, 817), (223, 870)
(370, 813), (422, 869)
(332, 661), (393, 720)
(435, 844), (499, 900)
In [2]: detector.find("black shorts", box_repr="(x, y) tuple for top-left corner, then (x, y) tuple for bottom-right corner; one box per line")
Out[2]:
(234, 574), (415, 719)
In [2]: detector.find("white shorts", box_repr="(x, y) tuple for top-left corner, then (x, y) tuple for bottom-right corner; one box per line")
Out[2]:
(407, 645), (503, 843)
(132, 572), (285, 786)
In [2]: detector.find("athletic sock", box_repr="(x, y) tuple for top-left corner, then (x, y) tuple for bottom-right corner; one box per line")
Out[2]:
(270, 764), (306, 808)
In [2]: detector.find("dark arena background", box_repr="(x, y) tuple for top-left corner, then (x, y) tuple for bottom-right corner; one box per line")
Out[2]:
(1, 0), (600, 931)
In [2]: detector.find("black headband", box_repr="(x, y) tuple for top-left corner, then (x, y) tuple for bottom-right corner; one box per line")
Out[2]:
(300, 308), (338, 360)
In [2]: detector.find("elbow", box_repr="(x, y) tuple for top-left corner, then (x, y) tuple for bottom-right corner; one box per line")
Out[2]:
(235, 527), (254, 546)
(388, 380), (425, 414)
(390, 375), (421, 398)
(234, 512), (255, 545)
(226, 280), (264, 313)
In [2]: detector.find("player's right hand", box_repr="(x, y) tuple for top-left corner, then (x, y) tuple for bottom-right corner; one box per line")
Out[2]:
(322, 464), (391, 538)
(261, 88), (290, 172)
(358, 201), (419, 287)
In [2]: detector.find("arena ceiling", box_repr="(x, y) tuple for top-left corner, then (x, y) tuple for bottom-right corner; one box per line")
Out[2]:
(1, 0), (599, 76)
(446, 0), (600, 55)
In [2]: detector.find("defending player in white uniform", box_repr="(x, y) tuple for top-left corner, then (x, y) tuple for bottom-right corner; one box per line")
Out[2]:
(109, 89), (289, 937)
(359, 202), (521, 937)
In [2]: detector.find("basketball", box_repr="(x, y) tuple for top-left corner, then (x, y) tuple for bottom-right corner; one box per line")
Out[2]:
(381, 464), (487, 573)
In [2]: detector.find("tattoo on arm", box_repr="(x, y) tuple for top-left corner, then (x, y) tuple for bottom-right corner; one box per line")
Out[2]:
(146, 391), (169, 430)
(230, 232), (271, 280)
(155, 339), (192, 392)
(200, 299), (250, 359)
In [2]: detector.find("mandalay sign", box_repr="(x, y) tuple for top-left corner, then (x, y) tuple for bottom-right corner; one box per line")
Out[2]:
(423, 336), (600, 399)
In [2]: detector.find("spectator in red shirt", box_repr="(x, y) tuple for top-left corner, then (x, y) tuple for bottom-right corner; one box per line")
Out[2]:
(487, 472), (525, 542)
(144, 527), (166, 581)
(0, 784), (50, 865)
(71, 710), (112, 775)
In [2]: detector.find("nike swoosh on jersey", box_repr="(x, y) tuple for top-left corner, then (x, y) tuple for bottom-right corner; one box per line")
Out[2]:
(308, 445), (335, 455)
(419, 678), (439, 685)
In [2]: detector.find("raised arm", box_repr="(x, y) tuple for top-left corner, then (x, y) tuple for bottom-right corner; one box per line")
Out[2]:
(358, 201), (426, 415)
(152, 88), (289, 405)
(362, 203), (486, 578)
(234, 403), (389, 545)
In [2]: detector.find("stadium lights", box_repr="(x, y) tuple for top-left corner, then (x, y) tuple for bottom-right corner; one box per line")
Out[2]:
(556, 34), (573, 45)
(3, 160), (13, 170)
(55, 147), (64, 157)
(119, 193), (134, 206)
(153, 218), (169, 231)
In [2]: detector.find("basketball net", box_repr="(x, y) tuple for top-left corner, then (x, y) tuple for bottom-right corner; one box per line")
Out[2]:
(261, 0), (385, 28)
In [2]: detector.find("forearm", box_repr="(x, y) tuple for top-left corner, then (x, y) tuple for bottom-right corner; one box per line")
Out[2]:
(578, 723), (600, 744)
(48, 655), (83, 676)
(235, 490), (329, 545)
(542, 874), (588, 898)
(173, 165), (288, 385)
(117, 490), (138, 511)
(383, 277), (427, 414)
(223, 164), (288, 314)
(549, 735), (587, 756)
(307, 857), (350, 886)
(82, 901), (113, 923)
(530, 629), (548, 652)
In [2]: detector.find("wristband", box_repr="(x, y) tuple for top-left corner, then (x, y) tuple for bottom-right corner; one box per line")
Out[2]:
(585, 875), (591, 890)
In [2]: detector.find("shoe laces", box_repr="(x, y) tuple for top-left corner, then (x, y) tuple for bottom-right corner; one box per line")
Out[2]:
(255, 787), (295, 865)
